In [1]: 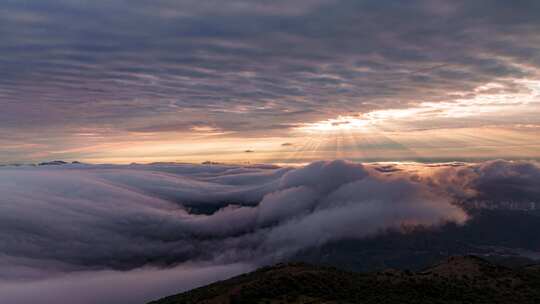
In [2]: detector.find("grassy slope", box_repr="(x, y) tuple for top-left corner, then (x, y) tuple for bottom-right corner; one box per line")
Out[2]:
(149, 256), (540, 304)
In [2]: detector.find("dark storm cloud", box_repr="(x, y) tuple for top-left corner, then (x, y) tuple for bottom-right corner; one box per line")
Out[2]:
(1, 0), (539, 139)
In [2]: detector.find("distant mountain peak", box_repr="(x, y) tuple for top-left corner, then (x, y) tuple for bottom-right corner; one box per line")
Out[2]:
(38, 160), (68, 166)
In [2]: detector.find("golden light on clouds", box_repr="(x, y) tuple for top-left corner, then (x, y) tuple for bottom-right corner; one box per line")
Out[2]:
(3, 78), (539, 165)
(277, 78), (540, 164)
(295, 116), (370, 133)
(298, 79), (540, 133)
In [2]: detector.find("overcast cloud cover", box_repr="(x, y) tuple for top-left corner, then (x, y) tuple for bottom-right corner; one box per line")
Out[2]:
(1, 0), (539, 162)
(1, 160), (539, 303)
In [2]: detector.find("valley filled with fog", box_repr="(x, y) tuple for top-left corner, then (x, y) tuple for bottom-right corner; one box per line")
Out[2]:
(1, 160), (539, 303)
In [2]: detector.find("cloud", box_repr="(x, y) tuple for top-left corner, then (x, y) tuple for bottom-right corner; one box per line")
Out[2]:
(1, 159), (538, 302)
(422, 159), (540, 202)
(0, 262), (250, 304)
(1, 0), (539, 161)
(0, 161), (464, 270)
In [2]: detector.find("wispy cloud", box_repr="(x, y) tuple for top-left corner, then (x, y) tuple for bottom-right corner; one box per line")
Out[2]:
(1, 0), (539, 162)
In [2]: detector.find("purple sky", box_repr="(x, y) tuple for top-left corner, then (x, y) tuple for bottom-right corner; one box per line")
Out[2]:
(1, 0), (539, 163)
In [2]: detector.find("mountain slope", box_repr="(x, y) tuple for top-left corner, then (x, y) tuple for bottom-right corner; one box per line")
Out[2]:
(149, 256), (540, 304)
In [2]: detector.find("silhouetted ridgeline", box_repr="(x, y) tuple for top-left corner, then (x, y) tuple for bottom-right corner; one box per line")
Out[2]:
(149, 256), (540, 304)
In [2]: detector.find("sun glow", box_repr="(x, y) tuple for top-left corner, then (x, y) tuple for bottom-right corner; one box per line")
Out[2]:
(283, 78), (540, 164)
(295, 116), (370, 133)
(297, 79), (540, 135)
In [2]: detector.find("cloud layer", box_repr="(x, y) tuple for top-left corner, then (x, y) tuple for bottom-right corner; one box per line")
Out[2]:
(0, 262), (250, 304)
(3, 159), (538, 302)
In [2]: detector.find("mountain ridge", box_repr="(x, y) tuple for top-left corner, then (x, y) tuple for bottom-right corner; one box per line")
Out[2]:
(149, 256), (540, 304)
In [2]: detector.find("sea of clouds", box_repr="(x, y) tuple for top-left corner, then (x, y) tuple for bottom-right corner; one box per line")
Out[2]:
(1, 159), (539, 303)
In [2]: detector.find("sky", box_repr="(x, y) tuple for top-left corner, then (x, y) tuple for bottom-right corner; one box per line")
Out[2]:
(1, 0), (540, 163)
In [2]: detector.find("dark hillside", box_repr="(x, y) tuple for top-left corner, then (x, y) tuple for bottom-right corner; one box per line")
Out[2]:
(149, 256), (540, 304)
